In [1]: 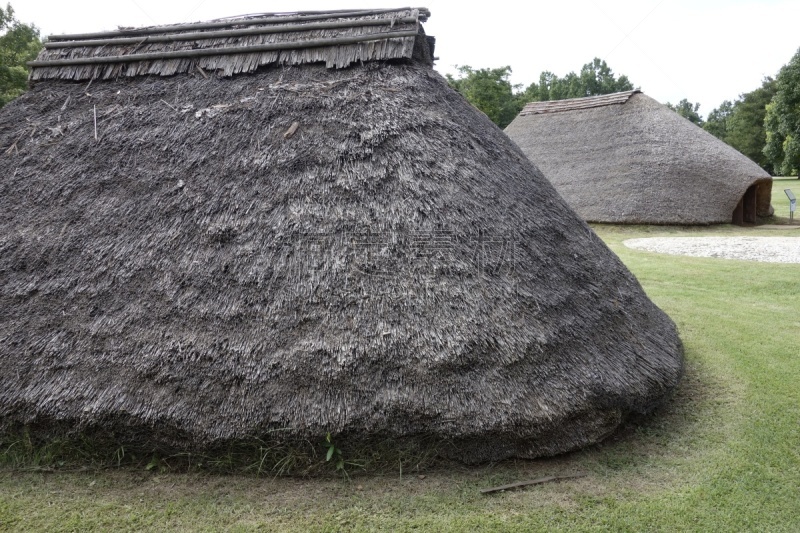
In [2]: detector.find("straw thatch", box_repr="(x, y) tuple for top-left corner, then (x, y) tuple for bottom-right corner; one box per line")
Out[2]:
(505, 91), (773, 225)
(1, 10), (683, 463)
(29, 8), (433, 80)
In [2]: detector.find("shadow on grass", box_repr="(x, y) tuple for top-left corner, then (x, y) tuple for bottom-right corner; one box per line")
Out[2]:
(465, 354), (739, 498)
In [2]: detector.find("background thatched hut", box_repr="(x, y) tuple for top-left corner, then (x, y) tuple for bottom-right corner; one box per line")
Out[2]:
(505, 91), (773, 225)
(0, 9), (682, 463)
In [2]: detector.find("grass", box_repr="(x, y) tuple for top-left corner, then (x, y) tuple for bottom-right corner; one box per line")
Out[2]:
(771, 176), (799, 223)
(2, 211), (799, 530)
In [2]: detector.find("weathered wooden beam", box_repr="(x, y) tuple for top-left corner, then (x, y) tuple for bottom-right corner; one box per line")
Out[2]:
(28, 30), (418, 68)
(44, 17), (419, 49)
(46, 8), (427, 42)
(480, 473), (587, 495)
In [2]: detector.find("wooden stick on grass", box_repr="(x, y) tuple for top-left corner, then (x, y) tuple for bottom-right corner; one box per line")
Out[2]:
(480, 473), (587, 495)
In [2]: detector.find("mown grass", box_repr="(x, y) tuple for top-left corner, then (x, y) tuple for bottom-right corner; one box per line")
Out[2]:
(771, 176), (799, 223)
(1, 221), (799, 531)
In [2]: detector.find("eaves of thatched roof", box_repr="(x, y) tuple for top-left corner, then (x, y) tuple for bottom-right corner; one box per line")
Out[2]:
(505, 91), (772, 225)
(2, 12), (683, 464)
(28, 7), (433, 80)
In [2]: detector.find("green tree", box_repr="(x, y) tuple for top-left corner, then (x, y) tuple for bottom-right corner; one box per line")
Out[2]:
(578, 58), (634, 97)
(0, 3), (42, 107)
(666, 99), (703, 126)
(521, 58), (634, 102)
(446, 65), (523, 128)
(764, 48), (800, 177)
(703, 100), (733, 140)
(725, 78), (776, 173)
(446, 59), (636, 128)
(703, 79), (776, 173)
(519, 71), (558, 102)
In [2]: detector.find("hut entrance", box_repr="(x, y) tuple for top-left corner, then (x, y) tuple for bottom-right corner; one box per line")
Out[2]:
(732, 184), (758, 225)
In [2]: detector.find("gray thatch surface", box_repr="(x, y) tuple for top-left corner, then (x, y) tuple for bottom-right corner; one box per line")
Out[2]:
(505, 91), (772, 225)
(2, 12), (682, 463)
(29, 8), (432, 80)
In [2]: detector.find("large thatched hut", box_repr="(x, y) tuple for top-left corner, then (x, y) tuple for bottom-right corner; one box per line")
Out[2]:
(0, 9), (683, 463)
(505, 91), (773, 225)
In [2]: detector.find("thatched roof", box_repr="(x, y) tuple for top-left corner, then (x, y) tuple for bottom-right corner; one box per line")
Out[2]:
(29, 8), (433, 80)
(505, 91), (772, 225)
(1, 11), (682, 464)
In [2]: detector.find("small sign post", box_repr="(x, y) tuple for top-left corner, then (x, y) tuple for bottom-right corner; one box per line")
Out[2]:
(786, 189), (796, 223)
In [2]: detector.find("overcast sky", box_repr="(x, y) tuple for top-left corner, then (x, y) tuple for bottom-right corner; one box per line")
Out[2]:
(13, 0), (800, 118)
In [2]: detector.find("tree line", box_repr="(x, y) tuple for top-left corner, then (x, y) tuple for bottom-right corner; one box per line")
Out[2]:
(1, 1), (798, 176)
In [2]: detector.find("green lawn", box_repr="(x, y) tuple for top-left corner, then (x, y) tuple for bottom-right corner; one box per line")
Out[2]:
(771, 176), (800, 223)
(2, 221), (799, 532)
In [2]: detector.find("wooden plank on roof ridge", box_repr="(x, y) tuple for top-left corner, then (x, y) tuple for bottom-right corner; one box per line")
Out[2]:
(521, 90), (639, 110)
(521, 90), (640, 115)
(44, 17), (420, 49)
(46, 8), (428, 42)
(29, 30), (420, 68)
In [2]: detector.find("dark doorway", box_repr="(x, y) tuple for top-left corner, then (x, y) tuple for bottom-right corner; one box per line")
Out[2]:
(732, 184), (758, 225)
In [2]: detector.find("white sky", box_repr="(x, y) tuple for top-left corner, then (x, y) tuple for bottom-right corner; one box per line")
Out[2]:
(13, 0), (800, 118)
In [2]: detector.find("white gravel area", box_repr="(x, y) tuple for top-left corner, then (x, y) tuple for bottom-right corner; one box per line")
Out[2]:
(623, 236), (800, 264)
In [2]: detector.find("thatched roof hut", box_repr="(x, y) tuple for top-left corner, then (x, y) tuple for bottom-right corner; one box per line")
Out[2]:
(0, 9), (682, 463)
(505, 91), (773, 225)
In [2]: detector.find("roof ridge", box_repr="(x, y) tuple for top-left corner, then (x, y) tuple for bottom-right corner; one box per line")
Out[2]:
(519, 90), (641, 116)
(28, 8), (434, 81)
(46, 8), (430, 42)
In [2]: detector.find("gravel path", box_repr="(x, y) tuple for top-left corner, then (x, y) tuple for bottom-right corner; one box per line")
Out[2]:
(623, 236), (800, 264)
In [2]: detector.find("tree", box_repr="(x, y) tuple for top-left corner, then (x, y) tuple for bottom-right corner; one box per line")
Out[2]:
(446, 65), (523, 128)
(0, 3), (43, 107)
(764, 48), (800, 177)
(725, 78), (776, 173)
(446, 59), (636, 128)
(703, 79), (777, 173)
(578, 58), (634, 97)
(703, 100), (733, 140)
(521, 58), (634, 102)
(666, 99), (703, 126)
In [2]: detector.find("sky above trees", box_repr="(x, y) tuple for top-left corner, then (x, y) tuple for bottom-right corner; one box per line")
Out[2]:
(11, 0), (800, 120)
